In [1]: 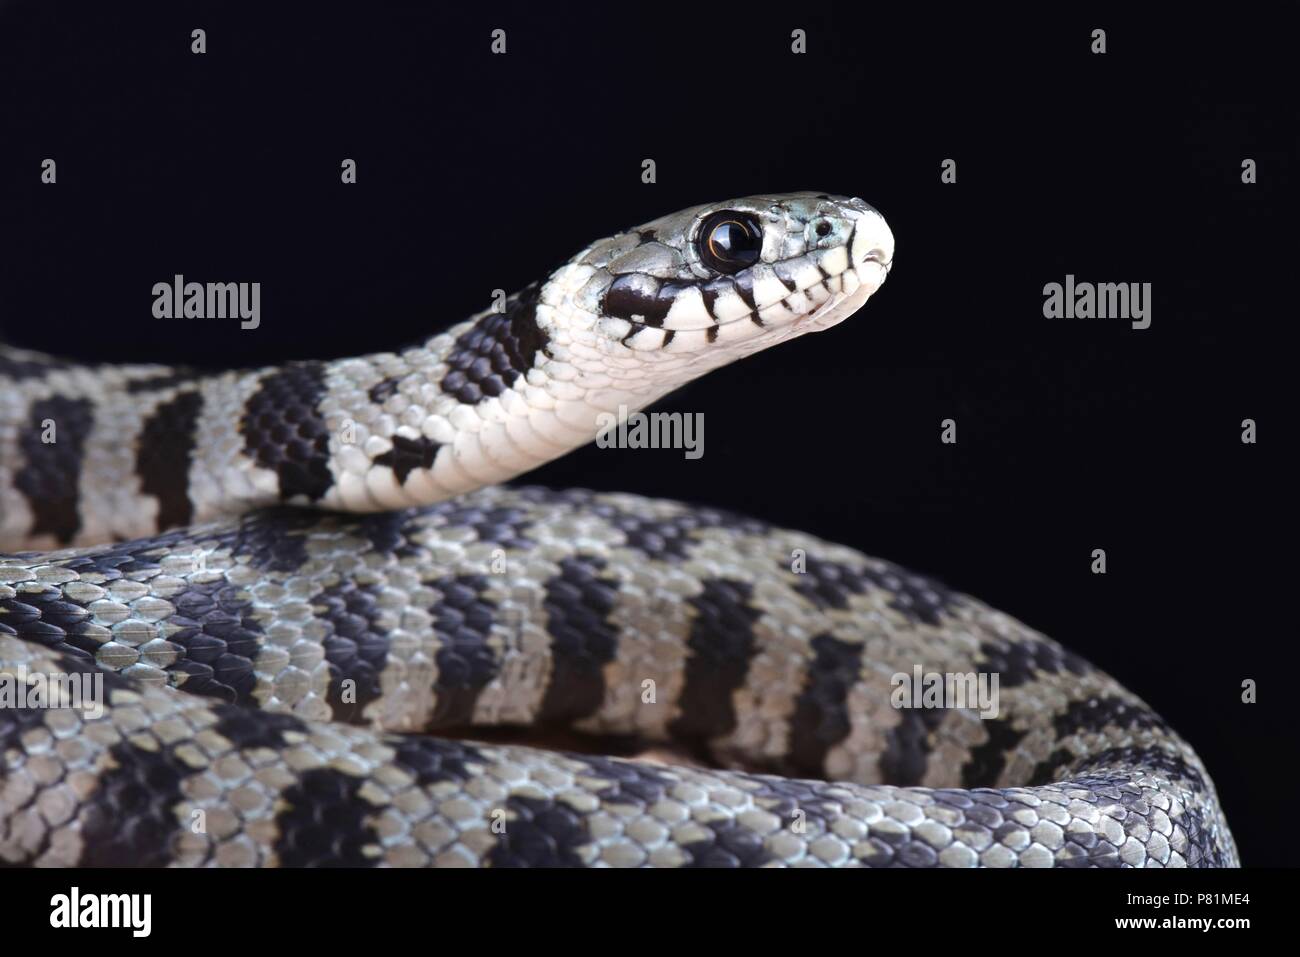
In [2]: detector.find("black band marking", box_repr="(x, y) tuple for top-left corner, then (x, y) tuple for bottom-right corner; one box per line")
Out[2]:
(1052, 696), (1169, 738)
(959, 717), (1029, 788)
(731, 273), (759, 312)
(700, 284), (721, 320)
(212, 706), (310, 751)
(487, 794), (589, 867)
(587, 499), (763, 562)
(367, 375), (402, 405)
(77, 741), (190, 866)
(0, 583), (97, 661)
(373, 434), (440, 484)
(317, 581), (391, 722)
(391, 737), (486, 786)
(425, 499), (535, 550)
(241, 362), (334, 502)
(602, 275), (679, 328)
(137, 390), (204, 530)
(443, 283), (547, 405)
(667, 578), (763, 746)
(789, 556), (959, 627)
(880, 707), (948, 786)
(273, 769), (381, 867)
(537, 555), (620, 724)
(787, 633), (864, 776)
(429, 575), (500, 725)
(14, 396), (95, 544)
(164, 579), (265, 703)
(978, 636), (1090, 688)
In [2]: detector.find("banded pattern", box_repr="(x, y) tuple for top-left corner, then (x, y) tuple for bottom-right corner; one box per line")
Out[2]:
(0, 488), (1236, 867)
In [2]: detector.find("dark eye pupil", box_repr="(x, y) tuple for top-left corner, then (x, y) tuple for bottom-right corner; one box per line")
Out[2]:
(711, 221), (753, 257)
(699, 211), (762, 274)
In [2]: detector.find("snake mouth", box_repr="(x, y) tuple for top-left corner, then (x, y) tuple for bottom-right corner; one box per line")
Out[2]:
(798, 261), (889, 334)
(613, 253), (890, 351)
(861, 249), (893, 271)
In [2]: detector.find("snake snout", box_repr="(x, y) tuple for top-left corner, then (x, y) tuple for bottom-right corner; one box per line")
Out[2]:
(847, 204), (895, 273)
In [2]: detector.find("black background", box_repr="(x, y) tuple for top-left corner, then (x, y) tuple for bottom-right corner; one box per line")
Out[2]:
(0, 4), (1293, 867)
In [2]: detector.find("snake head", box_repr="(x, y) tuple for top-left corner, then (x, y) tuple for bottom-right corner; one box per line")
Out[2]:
(366, 194), (895, 503)
(546, 192), (894, 376)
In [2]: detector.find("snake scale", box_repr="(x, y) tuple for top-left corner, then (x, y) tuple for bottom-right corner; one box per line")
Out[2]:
(0, 193), (1236, 867)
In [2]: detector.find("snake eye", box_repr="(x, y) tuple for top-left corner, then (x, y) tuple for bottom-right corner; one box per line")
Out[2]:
(697, 211), (763, 274)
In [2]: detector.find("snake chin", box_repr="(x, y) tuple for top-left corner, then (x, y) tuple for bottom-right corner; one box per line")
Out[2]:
(803, 259), (891, 333)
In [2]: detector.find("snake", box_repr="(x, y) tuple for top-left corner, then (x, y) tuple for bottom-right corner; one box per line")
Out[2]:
(0, 192), (1237, 867)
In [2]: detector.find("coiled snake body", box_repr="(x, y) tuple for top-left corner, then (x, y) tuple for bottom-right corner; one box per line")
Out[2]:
(0, 194), (1237, 867)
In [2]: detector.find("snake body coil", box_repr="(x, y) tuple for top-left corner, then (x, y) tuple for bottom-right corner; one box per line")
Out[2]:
(0, 194), (1236, 867)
